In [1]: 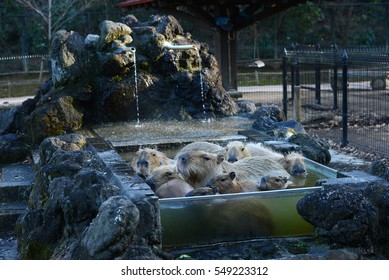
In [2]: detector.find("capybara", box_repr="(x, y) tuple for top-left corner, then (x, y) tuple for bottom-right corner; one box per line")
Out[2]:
(145, 165), (185, 191)
(259, 175), (292, 190)
(226, 141), (307, 177)
(176, 150), (290, 189)
(185, 186), (219, 197)
(226, 141), (283, 162)
(206, 172), (260, 194)
(154, 178), (195, 198)
(175, 141), (225, 158)
(279, 152), (307, 177)
(131, 147), (174, 179)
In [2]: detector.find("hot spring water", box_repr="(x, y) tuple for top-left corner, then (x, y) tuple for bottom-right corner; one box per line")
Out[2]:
(115, 141), (337, 248)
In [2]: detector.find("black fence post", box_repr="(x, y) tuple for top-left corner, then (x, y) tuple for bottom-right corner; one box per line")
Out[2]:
(282, 48), (288, 118)
(341, 50), (349, 147)
(332, 45), (338, 109)
(291, 61), (295, 101)
(315, 44), (321, 105)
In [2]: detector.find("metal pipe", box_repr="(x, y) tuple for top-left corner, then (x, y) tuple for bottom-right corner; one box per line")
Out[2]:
(115, 46), (136, 54)
(163, 43), (195, 50)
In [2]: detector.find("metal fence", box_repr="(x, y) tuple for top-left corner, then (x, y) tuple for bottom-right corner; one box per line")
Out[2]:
(2, 49), (389, 158)
(0, 55), (50, 100)
(237, 45), (389, 158)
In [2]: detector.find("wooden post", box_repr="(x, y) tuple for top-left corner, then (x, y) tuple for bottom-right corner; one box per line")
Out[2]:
(215, 28), (237, 90)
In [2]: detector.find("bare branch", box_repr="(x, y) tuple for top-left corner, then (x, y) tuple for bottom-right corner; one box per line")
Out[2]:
(15, 0), (49, 24)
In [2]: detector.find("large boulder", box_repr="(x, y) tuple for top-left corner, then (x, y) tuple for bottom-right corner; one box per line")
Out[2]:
(288, 133), (331, 165)
(16, 133), (163, 260)
(0, 133), (30, 164)
(297, 182), (389, 253)
(25, 96), (83, 144)
(50, 30), (86, 87)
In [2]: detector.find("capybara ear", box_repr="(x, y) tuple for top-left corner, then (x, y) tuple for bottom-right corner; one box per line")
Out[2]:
(229, 172), (236, 180)
(217, 154), (224, 163)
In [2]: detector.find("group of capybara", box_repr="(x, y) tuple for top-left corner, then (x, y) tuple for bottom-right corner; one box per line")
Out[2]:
(130, 140), (308, 199)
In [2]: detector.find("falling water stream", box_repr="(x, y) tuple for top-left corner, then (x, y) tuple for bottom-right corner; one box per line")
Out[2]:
(131, 48), (141, 126)
(195, 47), (208, 122)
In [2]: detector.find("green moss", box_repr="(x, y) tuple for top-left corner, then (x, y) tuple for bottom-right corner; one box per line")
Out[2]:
(111, 75), (123, 82)
(22, 241), (52, 260)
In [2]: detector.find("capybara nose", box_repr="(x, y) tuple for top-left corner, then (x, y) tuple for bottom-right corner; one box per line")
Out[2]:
(291, 165), (307, 177)
(137, 159), (148, 167)
(211, 186), (219, 194)
(259, 177), (267, 191)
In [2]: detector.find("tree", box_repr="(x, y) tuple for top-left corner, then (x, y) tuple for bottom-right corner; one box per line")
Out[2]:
(15, 0), (101, 50)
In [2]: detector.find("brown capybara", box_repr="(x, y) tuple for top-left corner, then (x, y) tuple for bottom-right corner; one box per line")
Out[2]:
(278, 152), (307, 177)
(154, 178), (194, 198)
(226, 141), (283, 162)
(259, 175), (292, 191)
(226, 141), (307, 177)
(176, 150), (290, 189)
(131, 147), (174, 179)
(175, 141), (225, 158)
(185, 186), (219, 197)
(145, 165), (184, 191)
(205, 172), (260, 194)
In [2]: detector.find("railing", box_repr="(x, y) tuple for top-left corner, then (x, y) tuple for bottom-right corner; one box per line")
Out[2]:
(0, 55), (50, 100)
(236, 45), (389, 158)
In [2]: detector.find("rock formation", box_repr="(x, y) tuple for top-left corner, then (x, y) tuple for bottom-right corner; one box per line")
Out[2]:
(16, 134), (163, 259)
(3, 15), (237, 146)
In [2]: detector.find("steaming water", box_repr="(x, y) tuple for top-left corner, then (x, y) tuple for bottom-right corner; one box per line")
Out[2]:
(114, 140), (337, 248)
(92, 117), (252, 147)
(158, 160), (336, 248)
(92, 119), (338, 248)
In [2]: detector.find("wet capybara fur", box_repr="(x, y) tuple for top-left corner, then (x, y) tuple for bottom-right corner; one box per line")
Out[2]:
(154, 178), (194, 198)
(226, 141), (307, 176)
(226, 141), (283, 163)
(131, 147), (173, 179)
(176, 150), (290, 188)
(259, 175), (291, 190)
(279, 152), (307, 177)
(145, 165), (185, 191)
(185, 186), (219, 197)
(206, 172), (260, 194)
(175, 141), (225, 158)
